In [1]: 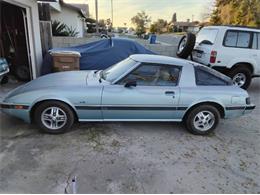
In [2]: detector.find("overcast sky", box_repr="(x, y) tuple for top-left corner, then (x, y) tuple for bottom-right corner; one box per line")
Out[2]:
(64, 0), (214, 27)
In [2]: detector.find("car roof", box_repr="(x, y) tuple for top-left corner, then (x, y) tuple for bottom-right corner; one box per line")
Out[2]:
(129, 54), (193, 67)
(204, 25), (260, 32)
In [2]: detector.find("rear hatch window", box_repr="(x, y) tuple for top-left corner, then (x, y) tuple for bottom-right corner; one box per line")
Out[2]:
(196, 28), (219, 45)
(194, 65), (233, 86)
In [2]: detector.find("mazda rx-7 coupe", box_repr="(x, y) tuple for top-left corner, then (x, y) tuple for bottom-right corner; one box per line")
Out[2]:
(0, 55), (255, 135)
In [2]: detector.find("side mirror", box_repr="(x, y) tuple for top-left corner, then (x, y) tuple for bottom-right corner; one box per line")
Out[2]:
(124, 80), (137, 88)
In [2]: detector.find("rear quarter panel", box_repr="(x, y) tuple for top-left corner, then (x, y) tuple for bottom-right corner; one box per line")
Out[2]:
(179, 85), (248, 119)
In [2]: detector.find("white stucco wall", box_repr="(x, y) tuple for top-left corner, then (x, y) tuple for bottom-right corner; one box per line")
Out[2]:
(3, 0), (43, 78)
(50, 6), (85, 37)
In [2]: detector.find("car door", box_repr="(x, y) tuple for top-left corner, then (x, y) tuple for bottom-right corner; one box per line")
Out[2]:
(101, 63), (182, 121)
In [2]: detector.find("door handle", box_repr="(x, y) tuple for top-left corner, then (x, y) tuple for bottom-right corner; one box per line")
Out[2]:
(165, 91), (175, 96)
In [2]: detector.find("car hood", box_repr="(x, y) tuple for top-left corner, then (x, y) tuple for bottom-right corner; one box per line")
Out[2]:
(5, 71), (91, 99)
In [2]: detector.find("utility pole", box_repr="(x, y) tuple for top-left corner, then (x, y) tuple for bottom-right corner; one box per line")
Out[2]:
(111, 0), (114, 28)
(95, 0), (99, 34)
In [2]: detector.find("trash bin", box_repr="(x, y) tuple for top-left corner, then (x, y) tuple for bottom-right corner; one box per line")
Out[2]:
(50, 51), (81, 72)
(149, 34), (157, 44)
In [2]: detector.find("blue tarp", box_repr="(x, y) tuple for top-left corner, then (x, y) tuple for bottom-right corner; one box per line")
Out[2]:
(41, 38), (156, 75)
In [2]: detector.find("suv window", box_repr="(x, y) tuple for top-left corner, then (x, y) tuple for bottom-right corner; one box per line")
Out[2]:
(224, 30), (251, 48)
(194, 66), (232, 86)
(258, 33), (260, 50)
(252, 33), (258, 49)
(119, 64), (181, 86)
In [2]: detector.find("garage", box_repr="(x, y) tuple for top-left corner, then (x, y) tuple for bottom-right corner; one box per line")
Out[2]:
(0, 0), (43, 84)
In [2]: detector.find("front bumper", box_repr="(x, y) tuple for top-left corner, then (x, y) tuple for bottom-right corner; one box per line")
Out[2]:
(0, 102), (31, 123)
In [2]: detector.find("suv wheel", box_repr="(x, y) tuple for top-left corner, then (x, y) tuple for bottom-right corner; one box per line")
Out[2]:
(185, 105), (220, 135)
(176, 33), (196, 59)
(229, 66), (252, 89)
(34, 101), (75, 134)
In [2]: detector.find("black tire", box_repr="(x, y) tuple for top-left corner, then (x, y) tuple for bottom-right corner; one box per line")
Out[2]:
(0, 75), (8, 84)
(185, 105), (220, 135)
(33, 101), (75, 134)
(14, 65), (30, 81)
(228, 66), (252, 89)
(176, 33), (196, 59)
(101, 34), (109, 39)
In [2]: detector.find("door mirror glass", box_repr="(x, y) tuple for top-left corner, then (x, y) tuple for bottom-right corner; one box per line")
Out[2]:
(124, 80), (137, 88)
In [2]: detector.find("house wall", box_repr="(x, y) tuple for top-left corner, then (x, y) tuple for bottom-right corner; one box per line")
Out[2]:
(52, 37), (178, 57)
(50, 6), (85, 38)
(3, 0), (43, 79)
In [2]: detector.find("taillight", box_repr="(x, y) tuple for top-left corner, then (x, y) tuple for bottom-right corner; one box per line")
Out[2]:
(210, 50), (217, 63)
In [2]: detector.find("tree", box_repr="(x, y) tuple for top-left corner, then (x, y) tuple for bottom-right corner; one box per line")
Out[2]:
(172, 13), (177, 23)
(149, 19), (168, 34)
(131, 11), (151, 37)
(98, 19), (106, 28)
(210, 0), (260, 27)
(86, 18), (97, 33)
(52, 20), (79, 37)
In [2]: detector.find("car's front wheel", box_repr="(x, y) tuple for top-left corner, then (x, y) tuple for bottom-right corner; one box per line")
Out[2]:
(185, 105), (220, 135)
(34, 101), (75, 134)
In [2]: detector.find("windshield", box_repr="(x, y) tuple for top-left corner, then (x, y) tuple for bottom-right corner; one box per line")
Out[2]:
(196, 28), (219, 45)
(101, 58), (137, 82)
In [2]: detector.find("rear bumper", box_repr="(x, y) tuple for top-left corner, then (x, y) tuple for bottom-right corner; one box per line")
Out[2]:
(225, 105), (256, 118)
(0, 102), (31, 123)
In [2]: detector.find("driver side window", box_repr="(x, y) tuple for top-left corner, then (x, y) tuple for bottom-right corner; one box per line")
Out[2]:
(118, 64), (181, 86)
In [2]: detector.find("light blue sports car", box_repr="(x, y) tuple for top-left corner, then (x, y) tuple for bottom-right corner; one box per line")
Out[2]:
(0, 55), (255, 135)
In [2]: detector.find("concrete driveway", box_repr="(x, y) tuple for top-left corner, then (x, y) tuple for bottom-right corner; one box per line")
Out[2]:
(0, 79), (259, 193)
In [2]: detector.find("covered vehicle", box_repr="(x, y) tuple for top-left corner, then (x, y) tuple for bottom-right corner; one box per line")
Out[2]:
(41, 38), (155, 75)
(1, 54), (255, 135)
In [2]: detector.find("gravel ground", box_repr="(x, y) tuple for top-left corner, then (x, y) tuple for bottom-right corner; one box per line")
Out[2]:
(0, 79), (259, 193)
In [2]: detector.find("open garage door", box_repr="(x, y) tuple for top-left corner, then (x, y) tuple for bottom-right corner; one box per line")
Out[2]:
(0, 1), (33, 81)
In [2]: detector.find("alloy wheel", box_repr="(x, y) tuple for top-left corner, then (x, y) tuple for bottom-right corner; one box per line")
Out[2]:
(193, 110), (215, 132)
(232, 73), (246, 87)
(41, 107), (67, 130)
(178, 37), (187, 52)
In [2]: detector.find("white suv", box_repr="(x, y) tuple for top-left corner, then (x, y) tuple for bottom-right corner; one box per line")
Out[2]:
(192, 26), (260, 89)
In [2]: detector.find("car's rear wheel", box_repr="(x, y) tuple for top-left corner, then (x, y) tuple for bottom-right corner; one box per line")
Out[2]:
(34, 101), (75, 134)
(185, 105), (220, 135)
(228, 66), (252, 89)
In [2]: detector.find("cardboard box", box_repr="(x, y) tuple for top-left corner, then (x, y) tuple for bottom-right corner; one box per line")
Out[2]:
(51, 51), (81, 72)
